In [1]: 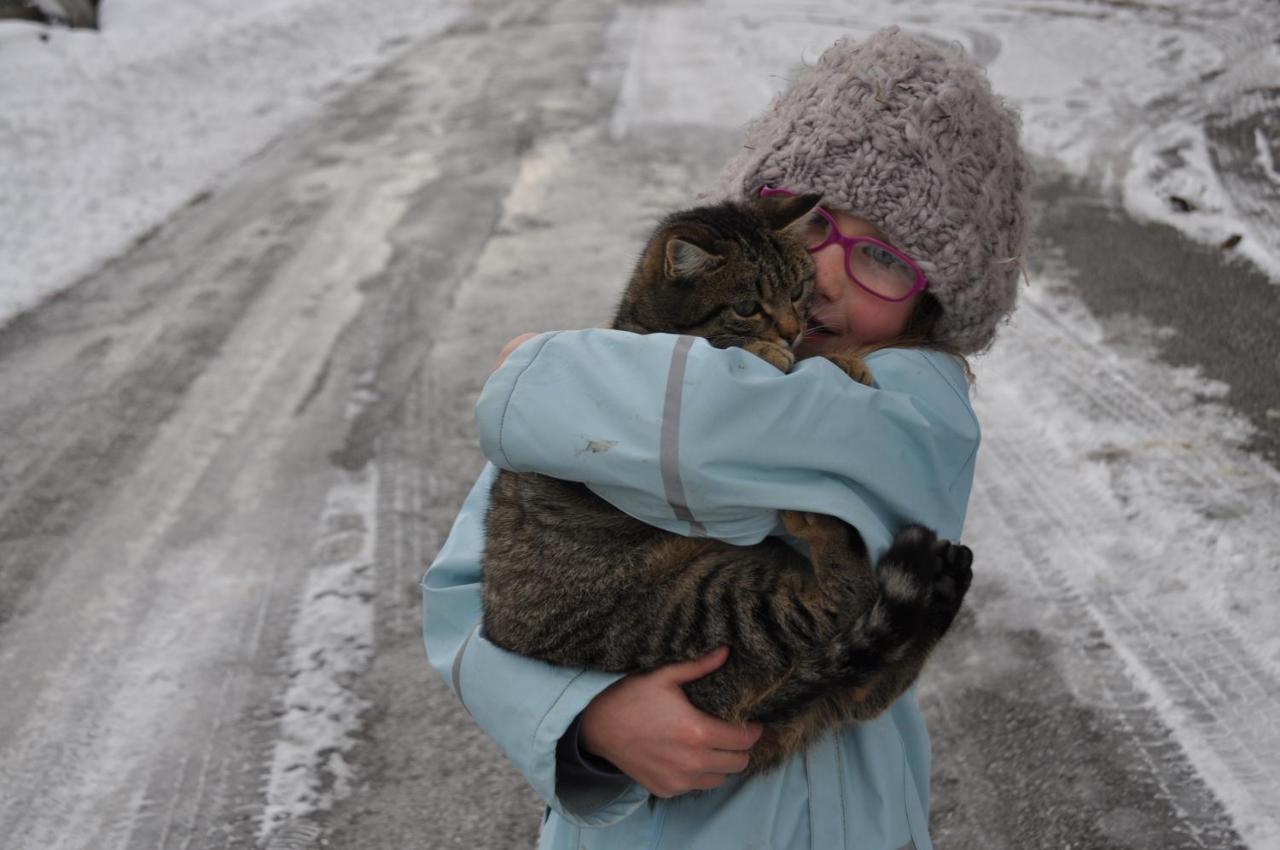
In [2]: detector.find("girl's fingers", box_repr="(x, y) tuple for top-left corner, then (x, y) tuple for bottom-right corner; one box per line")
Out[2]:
(662, 646), (730, 684)
(701, 748), (751, 775)
(492, 332), (539, 371)
(699, 716), (764, 752)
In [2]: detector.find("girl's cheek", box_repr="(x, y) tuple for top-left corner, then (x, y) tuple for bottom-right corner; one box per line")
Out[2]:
(843, 292), (910, 346)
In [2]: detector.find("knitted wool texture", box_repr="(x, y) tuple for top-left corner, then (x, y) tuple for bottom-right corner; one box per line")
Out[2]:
(718, 27), (1033, 354)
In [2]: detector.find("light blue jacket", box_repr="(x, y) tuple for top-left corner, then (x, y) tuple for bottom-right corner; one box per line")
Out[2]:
(423, 330), (979, 850)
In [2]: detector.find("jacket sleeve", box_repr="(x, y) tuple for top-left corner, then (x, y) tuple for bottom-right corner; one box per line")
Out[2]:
(421, 463), (649, 826)
(476, 330), (979, 557)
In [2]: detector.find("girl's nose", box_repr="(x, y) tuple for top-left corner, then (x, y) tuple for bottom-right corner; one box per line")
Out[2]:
(811, 253), (843, 303)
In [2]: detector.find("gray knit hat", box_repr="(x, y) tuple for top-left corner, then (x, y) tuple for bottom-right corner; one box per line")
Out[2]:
(718, 27), (1033, 354)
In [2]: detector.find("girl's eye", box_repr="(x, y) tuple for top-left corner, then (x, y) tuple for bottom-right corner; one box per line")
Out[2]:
(864, 244), (909, 270)
(733, 301), (761, 318)
(801, 213), (830, 248)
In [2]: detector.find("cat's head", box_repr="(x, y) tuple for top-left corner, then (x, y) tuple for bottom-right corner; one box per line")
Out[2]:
(613, 193), (822, 353)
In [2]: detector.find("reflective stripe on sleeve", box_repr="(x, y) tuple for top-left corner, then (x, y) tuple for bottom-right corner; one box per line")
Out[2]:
(451, 620), (482, 712)
(660, 335), (707, 537)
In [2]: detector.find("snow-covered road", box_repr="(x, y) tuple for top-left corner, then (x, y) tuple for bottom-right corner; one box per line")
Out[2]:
(0, 0), (462, 321)
(0, 0), (1277, 847)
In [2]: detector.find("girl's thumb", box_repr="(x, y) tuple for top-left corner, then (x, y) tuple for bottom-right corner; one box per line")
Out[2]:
(664, 646), (730, 684)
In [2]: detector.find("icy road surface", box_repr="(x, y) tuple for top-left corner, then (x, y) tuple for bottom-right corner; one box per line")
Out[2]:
(0, 0), (1277, 847)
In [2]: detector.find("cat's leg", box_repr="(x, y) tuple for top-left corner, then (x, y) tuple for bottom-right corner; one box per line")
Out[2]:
(835, 531), (973, 721)
(682, 525), (972, 775)
(675, 522), (872, 731)
(682, 514), (882, 767)
(733, 526), (971, 729)
(779, 510), (877, 621)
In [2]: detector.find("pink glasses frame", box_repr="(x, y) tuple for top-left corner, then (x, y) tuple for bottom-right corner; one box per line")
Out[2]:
(759, 186), (929, 303)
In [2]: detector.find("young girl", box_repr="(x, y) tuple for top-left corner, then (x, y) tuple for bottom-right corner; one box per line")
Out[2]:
(423, 27), (1031, 850)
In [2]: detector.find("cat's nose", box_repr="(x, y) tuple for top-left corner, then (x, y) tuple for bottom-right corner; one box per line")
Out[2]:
(777, 315), (801, 342)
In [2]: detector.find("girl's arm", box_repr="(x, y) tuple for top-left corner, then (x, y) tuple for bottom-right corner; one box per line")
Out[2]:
(423, 465), (762, 819)
(477, 330), (979, 556)
(421, 465), (648, 825)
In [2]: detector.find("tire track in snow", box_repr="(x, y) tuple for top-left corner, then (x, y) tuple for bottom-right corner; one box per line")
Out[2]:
(260, 466), (379, 847)
(968, 245), (1280, 846)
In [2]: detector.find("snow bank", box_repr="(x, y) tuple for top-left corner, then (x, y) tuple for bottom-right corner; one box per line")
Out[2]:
(0, 0), (459, 325)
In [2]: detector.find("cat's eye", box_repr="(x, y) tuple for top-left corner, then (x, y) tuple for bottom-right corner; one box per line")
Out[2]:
(732, 301), (761, 318)
(790, 280), (809, 301)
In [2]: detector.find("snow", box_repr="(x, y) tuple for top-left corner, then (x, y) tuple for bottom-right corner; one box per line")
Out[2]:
(972, 256), (1280, 847)
(2, 0), (1278, 844)
(260, 465), (379, 844)
(1124, 123), (1280, 283)
(0, 0), (460, 326)
(1258, 127), (1280, 185)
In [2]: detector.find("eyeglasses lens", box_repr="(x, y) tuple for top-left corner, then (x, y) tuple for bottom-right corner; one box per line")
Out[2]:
(799, 211), (831, 249)
(850, 243), (919, 300)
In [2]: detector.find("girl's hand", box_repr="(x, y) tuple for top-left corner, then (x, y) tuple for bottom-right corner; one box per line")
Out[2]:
(493, 333), (539, 372)
(579, 647), (763, 799)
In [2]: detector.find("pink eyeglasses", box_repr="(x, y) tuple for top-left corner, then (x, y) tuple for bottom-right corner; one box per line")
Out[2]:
(760, 186), (928, 303)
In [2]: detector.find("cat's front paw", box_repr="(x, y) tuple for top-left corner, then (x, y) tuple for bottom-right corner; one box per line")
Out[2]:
(743, 340), (796, 373)
(821, 352), (874, 386)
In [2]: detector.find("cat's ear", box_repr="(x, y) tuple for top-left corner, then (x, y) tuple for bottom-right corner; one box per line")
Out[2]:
(664, 237), (723, 280)
(758, 192), (824, 234)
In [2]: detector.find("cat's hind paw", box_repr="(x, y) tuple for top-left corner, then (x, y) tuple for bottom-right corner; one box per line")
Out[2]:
(876, 527), (973, 635)
(926, 540), (973, 633)
(877, 524), (939, 604)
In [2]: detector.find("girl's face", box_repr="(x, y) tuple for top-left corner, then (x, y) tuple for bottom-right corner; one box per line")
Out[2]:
(796, 208), (922, 358)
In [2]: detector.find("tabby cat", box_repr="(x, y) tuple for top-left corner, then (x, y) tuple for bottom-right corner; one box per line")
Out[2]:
(481, 193), (973, 774)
